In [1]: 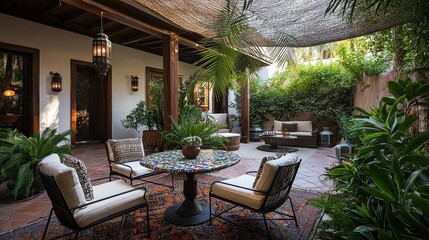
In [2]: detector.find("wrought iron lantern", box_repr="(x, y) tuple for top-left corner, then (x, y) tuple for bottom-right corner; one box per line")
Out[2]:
(92, 12), (111, 77)
(334, 140), (354, 160)
(50, 72), (62, 92)
(131, 75), (139, 92)
(320, 127), (334, 146)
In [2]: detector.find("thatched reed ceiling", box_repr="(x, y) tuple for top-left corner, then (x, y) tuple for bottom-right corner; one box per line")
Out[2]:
(134, 0), (412, 47)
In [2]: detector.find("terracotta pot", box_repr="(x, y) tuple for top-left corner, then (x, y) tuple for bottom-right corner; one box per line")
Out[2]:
(181, 146), (201, 159)
(142, 130), (162, 152)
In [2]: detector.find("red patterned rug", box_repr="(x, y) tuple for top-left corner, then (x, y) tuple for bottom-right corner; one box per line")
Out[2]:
(0, 174), (322, 240)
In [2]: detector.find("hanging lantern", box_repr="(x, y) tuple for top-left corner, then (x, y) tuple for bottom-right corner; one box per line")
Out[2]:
(51, 72), (62, 92)
(320, 127), (334, 146)
(131, 75), (139, 92)
(92, 12), (111, 77)
(3, 89), (15, 97)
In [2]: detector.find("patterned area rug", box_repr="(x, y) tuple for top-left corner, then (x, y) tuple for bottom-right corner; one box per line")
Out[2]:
(0, 174), (322, 240)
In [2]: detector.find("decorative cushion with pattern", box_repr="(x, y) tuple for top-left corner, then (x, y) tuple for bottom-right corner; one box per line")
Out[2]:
(282, 123), (298, 132)
(252, 156), (278, 188)
(108, 138), (144, 163)
(62, 154), (94, 201)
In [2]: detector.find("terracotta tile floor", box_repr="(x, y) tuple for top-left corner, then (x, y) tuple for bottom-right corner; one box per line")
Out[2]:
(0, 142), (337, 233)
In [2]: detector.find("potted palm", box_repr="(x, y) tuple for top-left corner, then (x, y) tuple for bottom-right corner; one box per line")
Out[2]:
(0, 128), (71, 200)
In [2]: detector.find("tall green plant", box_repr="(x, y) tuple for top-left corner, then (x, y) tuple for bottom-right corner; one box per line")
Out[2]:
(196, 0), (294, 99)
(323, 79), (429, 239)
(163, 117), (227, 150)
(0, 128), (71, 200)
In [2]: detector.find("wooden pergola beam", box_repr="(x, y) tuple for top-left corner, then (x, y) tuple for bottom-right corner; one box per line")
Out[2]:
(62, 0), (202, 48)
(163, 33), (179, 131)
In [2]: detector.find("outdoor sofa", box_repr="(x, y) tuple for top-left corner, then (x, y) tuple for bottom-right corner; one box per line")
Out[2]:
(263, 120), (319, 148)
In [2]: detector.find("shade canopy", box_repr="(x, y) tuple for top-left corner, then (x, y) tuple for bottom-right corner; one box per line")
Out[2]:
(134, 0), (413, 47)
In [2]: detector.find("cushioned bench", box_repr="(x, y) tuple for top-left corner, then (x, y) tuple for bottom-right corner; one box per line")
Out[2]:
(263, 120), (319, 148)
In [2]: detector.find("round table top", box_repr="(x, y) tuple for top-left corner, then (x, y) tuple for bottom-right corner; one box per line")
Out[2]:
(140, 149), (240, 173)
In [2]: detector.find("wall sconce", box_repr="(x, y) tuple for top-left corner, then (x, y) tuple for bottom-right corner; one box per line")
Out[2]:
(3, 89), (15, 97)
(131, 75), (139, 92)
(50, 72), (62, 92)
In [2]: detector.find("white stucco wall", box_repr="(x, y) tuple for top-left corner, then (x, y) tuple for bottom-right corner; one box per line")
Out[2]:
(0, 13), (197, 139)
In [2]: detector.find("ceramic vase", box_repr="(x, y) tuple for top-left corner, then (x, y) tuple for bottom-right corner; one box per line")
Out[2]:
(181, 146), (201, 159)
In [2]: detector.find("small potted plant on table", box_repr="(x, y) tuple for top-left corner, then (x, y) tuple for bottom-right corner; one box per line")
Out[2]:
(181, 136), (202, 159)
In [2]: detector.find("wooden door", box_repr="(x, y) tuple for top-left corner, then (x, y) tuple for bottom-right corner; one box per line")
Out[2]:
(71, 60), (111, 144)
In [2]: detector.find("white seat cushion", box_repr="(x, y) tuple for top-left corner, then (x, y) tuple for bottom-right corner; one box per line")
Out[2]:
(73, 180), (147, 228)
(111, 161), (155, 178)
(211, 175), (266, 209)
(38, 154), (86, 209)
(254, 154), (298, 193)
(289, 131), (312, 136)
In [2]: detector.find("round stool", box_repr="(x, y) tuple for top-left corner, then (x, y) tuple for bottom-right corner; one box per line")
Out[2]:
(217, 133), (241, 151)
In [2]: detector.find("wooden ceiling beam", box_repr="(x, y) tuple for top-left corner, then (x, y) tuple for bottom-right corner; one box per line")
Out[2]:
(138, 40), (162, 47)
(62, 0), (202, 50)
(38, 0), (62, 15)
(122, 35), (156, 45)
(108, 26), (131, 37)
(63, 9), (88, 24)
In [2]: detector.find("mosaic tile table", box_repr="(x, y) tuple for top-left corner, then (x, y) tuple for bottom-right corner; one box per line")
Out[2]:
(141, 149), (240, 226)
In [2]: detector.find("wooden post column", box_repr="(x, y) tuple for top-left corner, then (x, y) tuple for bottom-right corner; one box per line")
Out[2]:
(163, 33), (179, 131)
(241, 77), (250, 143)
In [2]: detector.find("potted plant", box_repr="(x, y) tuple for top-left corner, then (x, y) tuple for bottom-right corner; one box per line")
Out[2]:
(0, 128), (71, 200)
(163, 116), (227, 150)
(181, 136), (202, 159)
(121, 100), (164, 152)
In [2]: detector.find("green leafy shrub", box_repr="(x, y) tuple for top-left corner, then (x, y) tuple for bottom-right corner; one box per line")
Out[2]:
(338, 115), (365, 147)
(0, 128), (71, 200)
(163, 118), (227, 149)
(308, 193), (361, 239)
(321, 78), (429, 239)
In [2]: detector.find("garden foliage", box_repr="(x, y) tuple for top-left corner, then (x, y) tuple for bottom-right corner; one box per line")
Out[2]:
(0, 128), (71, 200)
(319, 79), (429, 239)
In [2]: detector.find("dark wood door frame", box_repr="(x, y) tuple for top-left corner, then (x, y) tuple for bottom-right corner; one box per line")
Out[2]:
(70, 59), (112, 145)
(0, 42), (39, 136)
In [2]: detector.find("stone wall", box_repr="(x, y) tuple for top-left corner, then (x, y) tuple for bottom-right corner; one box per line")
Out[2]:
(354, 71), (395, 111)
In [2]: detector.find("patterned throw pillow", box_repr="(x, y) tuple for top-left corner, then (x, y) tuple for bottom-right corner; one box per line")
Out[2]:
(62, 154), (94, 201)
(282, 123), (298, 132)
(252, 156), (278, 188)
(109, 138), (144, 163)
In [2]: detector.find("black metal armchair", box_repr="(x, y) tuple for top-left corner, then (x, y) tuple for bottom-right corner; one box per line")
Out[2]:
(209, 155), (301, 239)
(38, 154), (150, 240)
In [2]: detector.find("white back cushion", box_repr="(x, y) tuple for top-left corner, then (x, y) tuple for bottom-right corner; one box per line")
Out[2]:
(274, 120), (313, 132)
(254, 154), (298, 193)
(38, 154), (86, 209)
(296, 121), (313, 132)
(210, 113), (228, 127)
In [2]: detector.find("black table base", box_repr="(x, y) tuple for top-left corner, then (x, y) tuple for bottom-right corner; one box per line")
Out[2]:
(256, 144), (298, 153)
(164, 201), (213, 226)
(164, 173), (214, 226)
